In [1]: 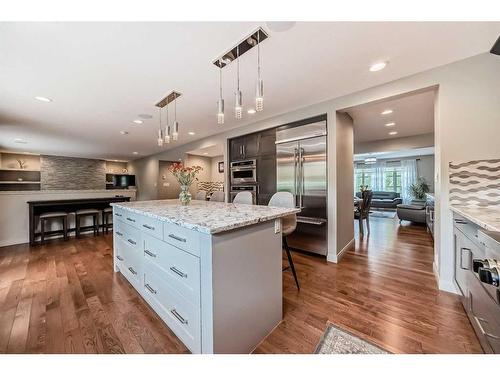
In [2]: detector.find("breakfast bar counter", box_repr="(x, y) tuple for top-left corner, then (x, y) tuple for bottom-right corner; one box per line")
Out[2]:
(111, 199), (299, 354)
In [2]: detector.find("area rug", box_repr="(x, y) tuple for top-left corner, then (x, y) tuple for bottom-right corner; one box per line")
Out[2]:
(314, 324), (389, 354)
(369, 210), (397, 219)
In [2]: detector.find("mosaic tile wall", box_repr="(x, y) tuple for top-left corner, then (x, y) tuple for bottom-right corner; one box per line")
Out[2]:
(449, 158), (500, 207)
(41, 155), (106, 190)
(197, 181), (224, 195)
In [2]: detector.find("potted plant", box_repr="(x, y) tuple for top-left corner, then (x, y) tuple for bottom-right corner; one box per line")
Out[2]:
(168, 163), (203, 205)
(409, 177), (430, 204)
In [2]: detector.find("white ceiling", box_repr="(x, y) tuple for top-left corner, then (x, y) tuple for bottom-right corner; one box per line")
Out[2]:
(186, 144), (224, 158)
(1, 22), (499, 160)
(349, 89), (435, 143)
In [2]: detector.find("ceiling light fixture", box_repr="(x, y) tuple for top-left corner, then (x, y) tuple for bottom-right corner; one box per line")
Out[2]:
(385, 122), (396, 127)
(133, 119), (143, 124)
(388, 131), (398, 136)
(172, 97), (179, 141)
(235, 45), (243, 120)
(247, 109), (256, 114)
(133, 151), (139, 155)
(157, 107), (164, 147)
(188, 131), (195, 136)
(217, 58), (224, 125)
(34, 96), (52, 102)
(155, 91), (181, 145)
(203, 152), (209, 155)
(255, 30), (264, 112)
(369, 61), (387, 72)
(164, 102), (171, 144)
(381, 109), (393, 115)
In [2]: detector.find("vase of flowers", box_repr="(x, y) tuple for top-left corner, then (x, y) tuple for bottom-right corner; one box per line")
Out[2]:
(168, 163), (203, 206)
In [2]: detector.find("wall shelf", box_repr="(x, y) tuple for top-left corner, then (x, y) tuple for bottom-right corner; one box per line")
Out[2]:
(0, 181), (41, 184)
(0, 168), (41, 172)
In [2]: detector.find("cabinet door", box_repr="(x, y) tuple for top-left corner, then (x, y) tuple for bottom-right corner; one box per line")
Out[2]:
(230, 138), (245, 161)
(257, 154), (276, 205)
(258, 129), (276, 156)
(455, 229), (471, 297)
(243, 133), (259, 159)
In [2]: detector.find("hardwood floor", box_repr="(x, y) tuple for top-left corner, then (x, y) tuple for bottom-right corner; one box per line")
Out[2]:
(0, 217), (482, 354)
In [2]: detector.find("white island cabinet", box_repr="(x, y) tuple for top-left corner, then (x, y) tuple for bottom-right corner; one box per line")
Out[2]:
(111, 199), (299, 354)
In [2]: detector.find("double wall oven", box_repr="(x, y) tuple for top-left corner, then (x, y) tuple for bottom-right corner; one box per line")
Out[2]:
(230, 159), (258, 204)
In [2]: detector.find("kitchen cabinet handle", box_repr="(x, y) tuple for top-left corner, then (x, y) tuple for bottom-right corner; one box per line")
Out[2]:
(126, 217), (136, 223)
(116, 231), (123, 236)
(460, 248), (471, 270)
(474, 316), (500, 340)
(170, 266), (187, 278)
(454, 219), (468, 224)
(168, 234), (187, 243)
(171, 309), (188, 325)
(128, 267), (137, 275)
(127, 238), (137, 245)
(145, 283), (157, 294)
(142, 224), (155, 230)
(116, 255), (124, 261)
(144, 249), (157, 258)
(115, 213), (122, 217)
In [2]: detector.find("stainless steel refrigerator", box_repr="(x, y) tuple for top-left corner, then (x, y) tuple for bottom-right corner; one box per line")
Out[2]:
(276, 119), (327, 256)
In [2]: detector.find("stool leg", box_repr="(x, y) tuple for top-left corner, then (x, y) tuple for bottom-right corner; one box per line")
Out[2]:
(76, 215), (80, 238)
(283, 237), (300, 290)
(102, 211), (106, 234)
(40, 218), (45, 245)
(63, 216), (68, 240)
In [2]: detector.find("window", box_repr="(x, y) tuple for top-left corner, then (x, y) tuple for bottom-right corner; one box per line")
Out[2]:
(354, 162), (402, 192)
(383, 168), (402, 193)
(355, 167), (374, 190)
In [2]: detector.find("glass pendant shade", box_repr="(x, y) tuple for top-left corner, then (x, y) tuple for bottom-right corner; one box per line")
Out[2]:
(255, 78), (264, 112)
(217, 98), (224, 125)
(157, 128), (164, 147)
(172, 121), (179, 141)
(235, 90), (242, 119)
(164, 125), (171, 144)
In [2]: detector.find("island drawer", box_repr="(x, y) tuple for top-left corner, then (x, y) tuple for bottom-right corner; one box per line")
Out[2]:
(163, 222), (201, 257)
(113, 206), (125, 222)
(143, 234), (200, 305)
(116, 237), (142, 290)
(143, 267), (201, 353)
(115, 220), (142, 252)
(115, 208), (140, 228)
(139, 215), (164, 240)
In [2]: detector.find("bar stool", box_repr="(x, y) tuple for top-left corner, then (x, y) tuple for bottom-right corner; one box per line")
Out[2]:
(39, 212), (68, 244)
(75, 208), (100, 238)
(102, 207), (113, 234)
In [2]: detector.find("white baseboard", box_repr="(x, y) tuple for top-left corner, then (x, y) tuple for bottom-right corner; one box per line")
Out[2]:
(0, 238), (27, 248)
(433, 261), (458, 294)
(336, 238), (354, 262)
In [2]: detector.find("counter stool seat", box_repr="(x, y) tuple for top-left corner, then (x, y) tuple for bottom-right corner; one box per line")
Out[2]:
(102, 207), (113, 234)
(75, 208), (100, 238)
(39, 211), (68, 244)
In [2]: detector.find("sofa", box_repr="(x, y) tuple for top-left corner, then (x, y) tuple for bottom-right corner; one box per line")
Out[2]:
(355, 191), (402, 209)
(396, 202), (427, 224)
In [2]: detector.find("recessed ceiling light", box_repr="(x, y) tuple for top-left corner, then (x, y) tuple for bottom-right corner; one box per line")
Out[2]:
(247, 109), (256, 114)
(188, 131), (196, 136)
(133, 119), (143, 124)
(388, 131), (398, 136)
(381, 109), (393, 115)
(120, 131), (129, 135)
(369, 62), (387, 72)
(138, 114), (153, 119)
(132, 151), (139, 155)
(34, 96), (52, 102)
(14, 138), (28, 144)
(385, 122), (396, 127)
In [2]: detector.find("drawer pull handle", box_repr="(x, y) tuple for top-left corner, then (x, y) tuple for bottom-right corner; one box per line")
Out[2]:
(170, 266), (187, 278)
(116, 231), (123, 236)
(168, 234), (187, 243)
(454, 219), (468, 224)
(128, 267), (137, 275)
(115, 213), (122, 217)
(171, 309), (188, 325)
(116, 255), (124, 261)
(143, 224), (155, 230)
(127, 239), (137, 245)
(126, 217), (136, 223)
(460, 248), (471, 270)
(474, 316), (499, 339)
(144, 249), (157, 258)
(145, 283), (157, 294)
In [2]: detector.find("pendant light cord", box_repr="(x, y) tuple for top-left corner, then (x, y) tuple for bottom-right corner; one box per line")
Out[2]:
(219, 59), (223, 98)
(159, 107), (162, 131)
(257, 31), (261, 79)
(237, 45), (240, 91)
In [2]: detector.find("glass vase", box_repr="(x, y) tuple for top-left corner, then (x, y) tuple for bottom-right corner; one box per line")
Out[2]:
(179, 185), (192, 206)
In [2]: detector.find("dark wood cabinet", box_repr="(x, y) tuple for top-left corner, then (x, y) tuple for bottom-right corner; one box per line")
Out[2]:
(258, 128), (276, 156)
(230, 137), (246, 161)
(229, 129), (275, 162)
(257, 154), (276, 205)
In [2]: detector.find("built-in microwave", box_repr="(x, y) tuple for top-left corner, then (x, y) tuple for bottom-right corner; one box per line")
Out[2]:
(230, 160), (257, 185)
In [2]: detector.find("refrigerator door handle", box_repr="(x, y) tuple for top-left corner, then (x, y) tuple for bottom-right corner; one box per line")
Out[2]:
(293, 147), (299, 207)
(299, 147), (304, 209)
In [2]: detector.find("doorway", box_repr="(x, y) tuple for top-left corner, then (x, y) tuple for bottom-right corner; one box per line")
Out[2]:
(158, 160), (181, 199)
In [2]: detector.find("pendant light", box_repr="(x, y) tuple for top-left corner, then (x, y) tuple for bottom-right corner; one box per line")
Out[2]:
(164, 102), (171, 144)
(234, 45), (243, 119)
(172, 97), (179, 141)
(217, 59), (224, 125)
(255, 31), (264, 112)
(157, 107), (164, 147)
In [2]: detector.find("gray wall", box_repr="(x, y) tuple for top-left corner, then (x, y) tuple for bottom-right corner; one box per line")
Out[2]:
(40, 155), (106, 190)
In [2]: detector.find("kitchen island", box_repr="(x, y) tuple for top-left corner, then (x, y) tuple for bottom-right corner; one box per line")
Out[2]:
(111, 199), (300, 354)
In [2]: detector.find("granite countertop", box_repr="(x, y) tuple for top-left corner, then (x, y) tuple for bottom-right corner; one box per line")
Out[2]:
(111, 199), (301, 234)
(450, 205), (500, 232)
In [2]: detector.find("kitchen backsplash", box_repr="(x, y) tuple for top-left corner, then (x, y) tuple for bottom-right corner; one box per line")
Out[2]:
(449, 158), (500, 207)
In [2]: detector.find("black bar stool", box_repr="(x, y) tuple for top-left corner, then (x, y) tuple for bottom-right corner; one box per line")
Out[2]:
(102, 207), (113, 234)
(39, 212), (68, 244)
(75, 208), (100, 237)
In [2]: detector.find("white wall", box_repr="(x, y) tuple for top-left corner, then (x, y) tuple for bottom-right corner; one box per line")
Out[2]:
(130, 52), (500, 293)
(210, 156), (224, 183)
